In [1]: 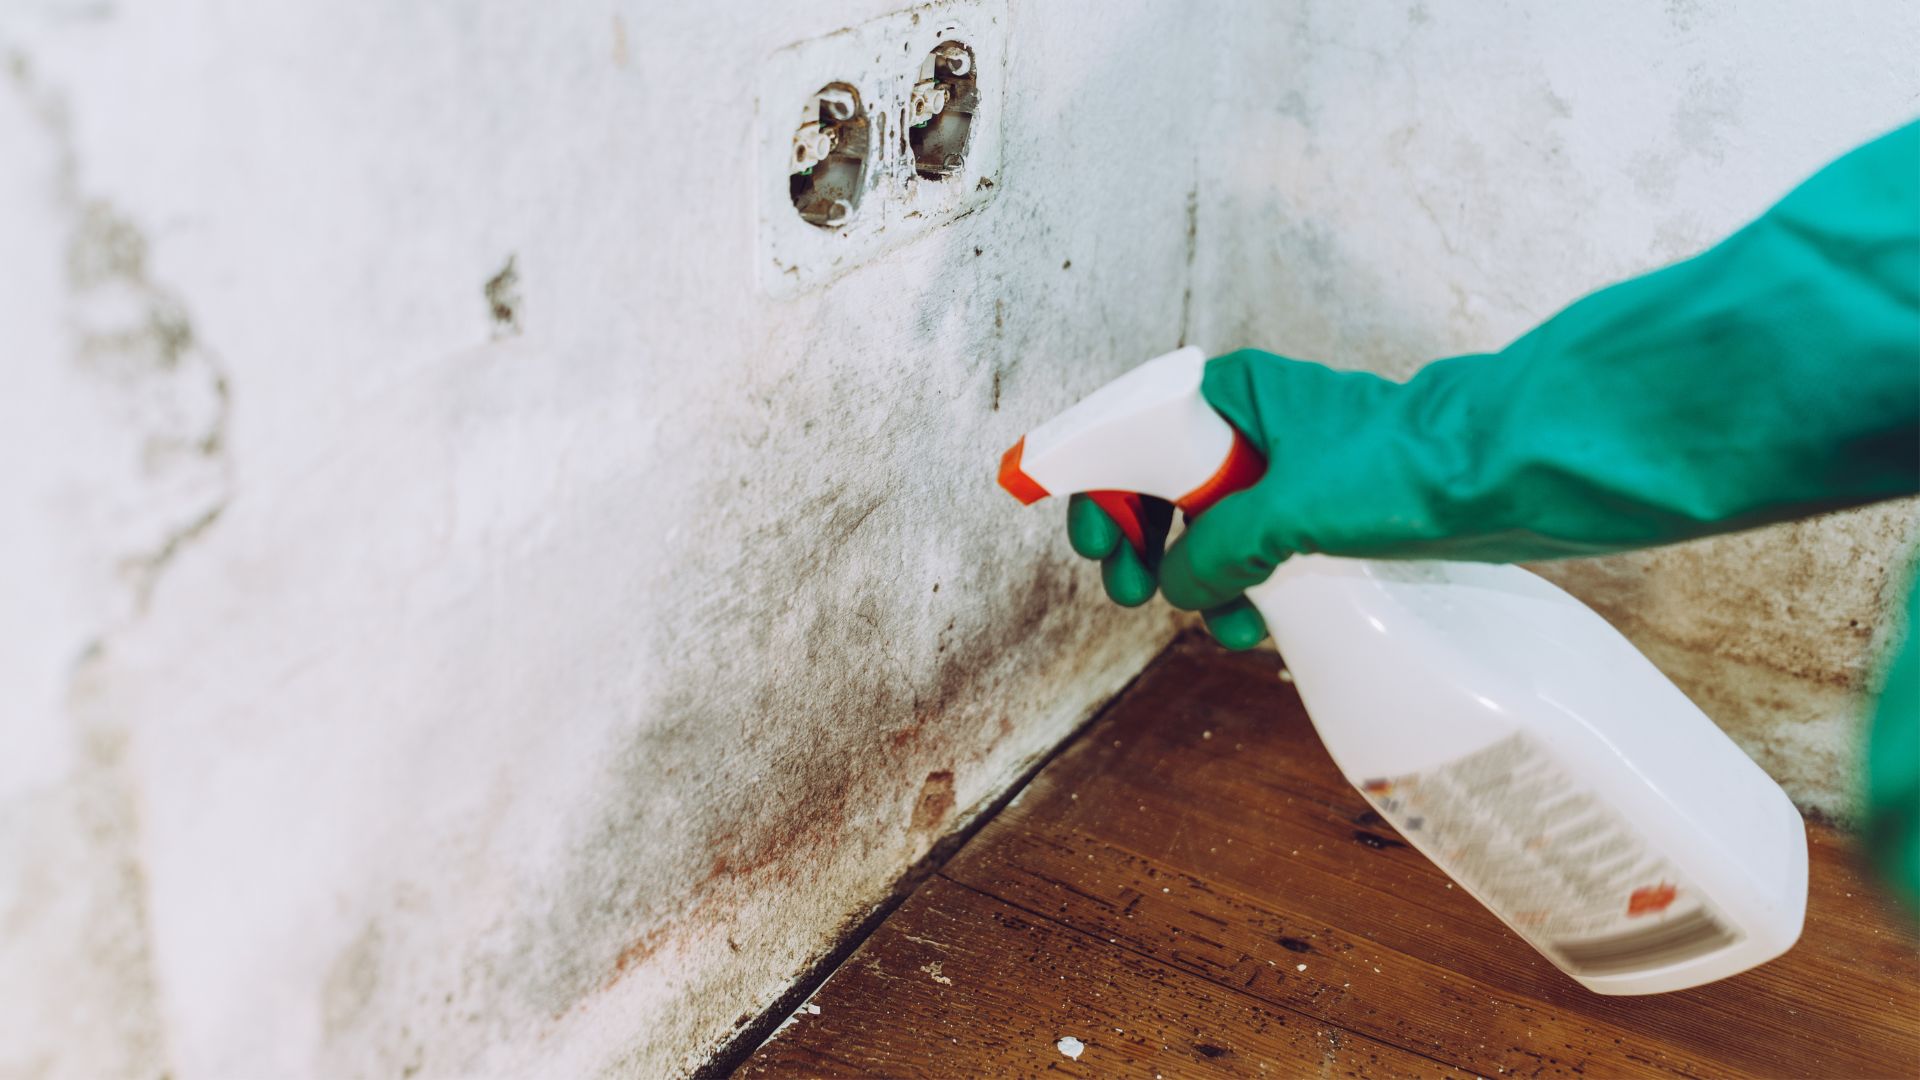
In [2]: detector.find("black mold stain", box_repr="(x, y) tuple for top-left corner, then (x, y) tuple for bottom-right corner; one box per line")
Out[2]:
(522, 536), (1091, 1015)
(68, 200), (146, 288)
(60, 194), (234, 607)
(1178, 180), (1198, 347)
(485, 254), (521, 338)
(321, 920), (383, 1040)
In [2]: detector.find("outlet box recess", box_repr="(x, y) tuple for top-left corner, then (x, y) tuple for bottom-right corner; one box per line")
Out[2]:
(757, 0), (1006, 298)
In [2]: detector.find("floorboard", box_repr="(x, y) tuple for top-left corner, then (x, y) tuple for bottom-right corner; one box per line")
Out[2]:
(738, 638), (1920, 1078)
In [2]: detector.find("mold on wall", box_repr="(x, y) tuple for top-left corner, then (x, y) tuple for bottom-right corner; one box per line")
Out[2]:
(1, 1), (1914, 1078)
(0, 2), (1194, 1077)
(1534, 504), (1919, 819)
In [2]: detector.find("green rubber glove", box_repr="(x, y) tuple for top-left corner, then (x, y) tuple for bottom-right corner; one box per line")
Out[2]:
(1162, 120), (1919, 608)
(1065, 494), (1268, 649)
(1065, 492), (1170, 608)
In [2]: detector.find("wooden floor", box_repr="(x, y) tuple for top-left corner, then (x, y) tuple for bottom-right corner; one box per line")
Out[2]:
(739, 638), (1920, 1078)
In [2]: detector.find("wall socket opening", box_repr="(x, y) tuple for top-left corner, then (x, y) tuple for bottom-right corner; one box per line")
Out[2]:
(790, 84), (871, 228)
(910, 42), (977, 181)
(757, 0), (1005, 296)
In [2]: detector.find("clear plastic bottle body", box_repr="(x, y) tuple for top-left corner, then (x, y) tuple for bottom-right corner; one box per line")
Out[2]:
(1250, 557), (1805, 993)
(1003, 347), (1807, 993)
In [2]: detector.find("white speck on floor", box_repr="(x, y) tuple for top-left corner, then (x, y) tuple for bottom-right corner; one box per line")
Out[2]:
(920, 961), (953, 985)
(1296, 963), (1307, 971)
(805, 1003), (821, 1014)
(1202, 730), (1213, 739)
(1057, 1035), (1085, 1060)
(1279, 669), (1295, 683)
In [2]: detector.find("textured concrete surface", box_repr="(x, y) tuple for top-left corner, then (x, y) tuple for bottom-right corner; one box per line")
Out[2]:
(0, 1), (1915, 1078)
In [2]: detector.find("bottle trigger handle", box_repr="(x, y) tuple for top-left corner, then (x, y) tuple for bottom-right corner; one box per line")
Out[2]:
(996, 346), (1267, 555)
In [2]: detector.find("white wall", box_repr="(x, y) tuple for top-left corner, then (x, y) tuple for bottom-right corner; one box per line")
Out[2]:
(1, 2), (1913, 1077)
(1, 2), (1197, 1076)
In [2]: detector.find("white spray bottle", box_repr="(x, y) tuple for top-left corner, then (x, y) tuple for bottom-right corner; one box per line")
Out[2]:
(999, 346), (1806, 994)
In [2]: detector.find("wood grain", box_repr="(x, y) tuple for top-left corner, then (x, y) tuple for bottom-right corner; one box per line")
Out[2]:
(738, 638), (1920, 1078)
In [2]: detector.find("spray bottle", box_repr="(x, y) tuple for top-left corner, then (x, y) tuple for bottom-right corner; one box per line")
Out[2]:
(998, 346), (1806, 994)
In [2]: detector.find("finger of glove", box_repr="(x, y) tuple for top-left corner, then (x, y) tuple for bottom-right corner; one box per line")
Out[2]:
(1159, 480), (1293, 611)
(1100, 497), (1176, 606)
(1200, 596), (1269, 651)
(1067, 493), (1121, 559)
(1101, 540), (1157, 607)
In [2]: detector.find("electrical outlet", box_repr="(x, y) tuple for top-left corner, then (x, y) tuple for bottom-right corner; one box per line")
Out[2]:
(757, 0), (1006, 297)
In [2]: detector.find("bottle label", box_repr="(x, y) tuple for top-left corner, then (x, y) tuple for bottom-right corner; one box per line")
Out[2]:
(1360, 732), (1741, 977)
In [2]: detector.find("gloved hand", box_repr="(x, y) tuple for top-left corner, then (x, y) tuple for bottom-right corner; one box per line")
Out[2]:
(1065, 491), (1271, 650)
(1074, 120), (1920, 658)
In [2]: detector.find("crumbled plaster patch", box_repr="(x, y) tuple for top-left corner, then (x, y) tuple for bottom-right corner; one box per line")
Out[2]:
(909, 770), (957, 834)
(919, 961), (952, 985)
(1056, 1035), (1085, 1060)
